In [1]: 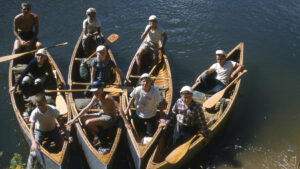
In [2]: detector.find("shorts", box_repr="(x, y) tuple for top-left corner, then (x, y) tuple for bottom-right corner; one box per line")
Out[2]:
(96, 111), (117, 129)
(141, 41), (159, 56)
(18, 31), (34, 41)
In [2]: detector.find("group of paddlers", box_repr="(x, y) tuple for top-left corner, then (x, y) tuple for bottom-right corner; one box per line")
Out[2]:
(8, 2), (245, 162)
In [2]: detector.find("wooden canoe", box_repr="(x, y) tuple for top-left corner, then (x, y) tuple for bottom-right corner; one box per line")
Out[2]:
(146, 42), (245, 169)
(8, 49), (71, 169)
(123, 41), (173, 169)
(67, 31), (122, 169)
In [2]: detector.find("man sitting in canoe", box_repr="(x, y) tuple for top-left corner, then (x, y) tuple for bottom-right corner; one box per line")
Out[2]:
(29, 93), (71, 152)
(82, 8), (103, 53)
(195, 50), (244, 94)
(125, 73), (163, 137)
(67, 81), (131, 152)
(91, 45), (130, 85)
(135, 15), (167, 73)
(13, 2), (43, 53)
(159, 86), (209, 147)
(9, 49), (54, 98)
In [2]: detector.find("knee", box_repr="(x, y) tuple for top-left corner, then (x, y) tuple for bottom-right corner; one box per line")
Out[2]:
(201, 73), (209, 81)
(36, 42), (43, 49)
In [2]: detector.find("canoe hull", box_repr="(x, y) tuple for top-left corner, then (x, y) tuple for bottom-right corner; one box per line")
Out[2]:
(8, 51), (71, 169)
(147, 42), (245, 169)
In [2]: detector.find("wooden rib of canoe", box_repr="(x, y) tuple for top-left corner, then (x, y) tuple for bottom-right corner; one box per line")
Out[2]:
(68, 30), (122, 169)
(123, 41), (173, 169)
(8, 49), (71, 169)
(146, 42), (245, 169)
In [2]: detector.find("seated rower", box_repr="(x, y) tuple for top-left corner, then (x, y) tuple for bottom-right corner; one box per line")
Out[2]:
(67, 81), (131, 148)
(13, 2), (42, 53)
(195, 50), (244, 94)
(135, 15), (167, 73)
(159, 86), (209, 148)
(82, 8), (103, 53)
(125, 73), (164, 137)
(29, 93), (71, 152)
(91, 45), (130, 85)
(9, 49), (54, 98)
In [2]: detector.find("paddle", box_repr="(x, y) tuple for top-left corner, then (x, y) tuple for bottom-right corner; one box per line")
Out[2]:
(165, 135), (198, 164)
(45, 87), (125, 93)
(203, 70), (248, 109)
(82, 33), (119, 63)
(53, 70), (68, 115)
(0, 42), (68, 63)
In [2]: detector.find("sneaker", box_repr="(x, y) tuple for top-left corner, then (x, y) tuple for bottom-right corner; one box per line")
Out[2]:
(98, 147), (110, 155)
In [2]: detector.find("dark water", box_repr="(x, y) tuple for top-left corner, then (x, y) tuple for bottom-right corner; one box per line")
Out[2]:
(1, 0), (300, 168)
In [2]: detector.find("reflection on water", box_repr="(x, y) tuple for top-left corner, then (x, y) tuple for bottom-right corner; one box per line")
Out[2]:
(0, 0), (300, 168)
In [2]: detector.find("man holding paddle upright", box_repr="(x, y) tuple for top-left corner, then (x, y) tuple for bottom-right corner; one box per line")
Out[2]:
(195, 50), (244, 94)
(13, 2), (42, 53)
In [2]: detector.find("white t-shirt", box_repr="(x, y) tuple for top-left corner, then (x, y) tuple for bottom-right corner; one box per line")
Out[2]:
(29, 104), (60, 131)
(210, 60), (237, 85)
(144, 25), (164, 44)
(130, 86), (162, 119)
(82, 18), (101, 38)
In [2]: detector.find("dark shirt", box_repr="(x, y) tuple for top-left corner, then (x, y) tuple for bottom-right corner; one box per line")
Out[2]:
(92, 58), (116, 85)
(166, 98), (209, 138)
(15, 58), (53, 86)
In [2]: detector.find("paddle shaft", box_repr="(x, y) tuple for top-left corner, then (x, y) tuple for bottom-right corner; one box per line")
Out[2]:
(203, 70), (247, 109)
(0, 42), (68, 62)
(83, 34), (119, 63)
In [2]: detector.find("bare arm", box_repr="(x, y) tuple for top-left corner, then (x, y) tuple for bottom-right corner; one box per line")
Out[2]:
(196, 68), (215, 82)
(91, 67), (96, 83)
(113, 67), (131, 83)
(29, 122), (39, 151)
(125, 97), (135, 115)
(67, 96), (96, 125)
(140, 25), (151, 40)
(13, 17), (22, 42)
(230, 63), (244, 79)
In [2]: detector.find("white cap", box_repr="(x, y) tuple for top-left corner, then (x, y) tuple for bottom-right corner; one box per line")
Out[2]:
(140, 73), (151, 80)
(35, 49), (47, 56)
(180, 86), (193, 94)
(86, 8), (96, 15)
(96, 45), (106, 52)
(216, 50), (226, 56)
(148, 15), (157, 21)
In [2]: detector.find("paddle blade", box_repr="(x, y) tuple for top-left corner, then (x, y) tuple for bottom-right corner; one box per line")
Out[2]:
(56, 92), (68, 115)
(106, 34), (119, 43)
(165, 135), (197, 164)
(0, 50), (35, 62)
(203, 90), (225, 109)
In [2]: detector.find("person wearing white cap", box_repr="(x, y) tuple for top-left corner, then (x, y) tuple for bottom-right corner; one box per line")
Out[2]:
(90, 45), (131, 85)
(159, 86), (209, 147)
(82, 7), (103, 52)
(134, 15), (167, 73)
(195, 49), (244, 94)
(13, 2), (43, 53)
(10, 48), (54, 97)
(125, 73), (163, 136)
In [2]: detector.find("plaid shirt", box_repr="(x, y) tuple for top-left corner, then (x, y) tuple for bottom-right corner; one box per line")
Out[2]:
(167, 98), (209, 137)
